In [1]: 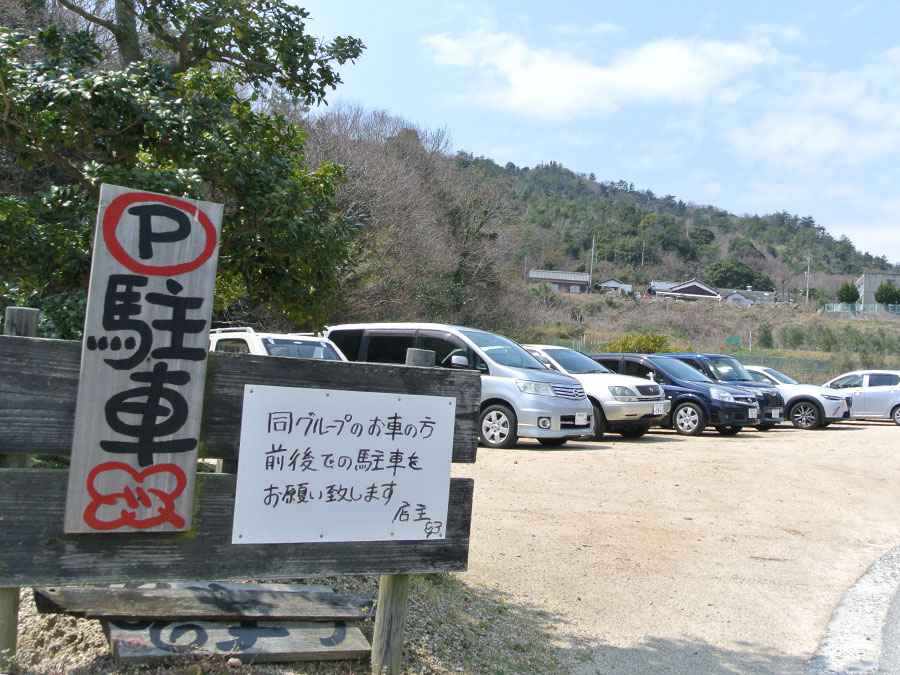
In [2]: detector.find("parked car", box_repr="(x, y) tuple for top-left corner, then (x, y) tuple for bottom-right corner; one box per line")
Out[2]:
(592, 353), (760, 436)
(209, 327), (348, 361)
(523, 345), (670, 439)
(664, 353), (785, 430)
(326, 323), (593, 448)
(821, 370), (900, 425)
(744, 365), (851, 430)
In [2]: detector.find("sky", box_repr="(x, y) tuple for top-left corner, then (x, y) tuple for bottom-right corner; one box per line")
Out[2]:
(300, 1), (900, 264)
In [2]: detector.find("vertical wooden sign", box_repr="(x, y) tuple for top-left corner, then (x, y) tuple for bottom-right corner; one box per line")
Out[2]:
(64, 184), (223, 534)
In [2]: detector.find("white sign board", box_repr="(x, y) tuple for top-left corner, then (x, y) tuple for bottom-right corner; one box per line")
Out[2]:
(231, 385), (456, 544)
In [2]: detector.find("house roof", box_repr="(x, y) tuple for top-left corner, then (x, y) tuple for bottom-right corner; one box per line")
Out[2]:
(597, 278), (625, 286)
(657, 278), (721, 299)
(528, 269), (591, 284)
(649, 280), (677, 291)
(720, 288), (776, 303)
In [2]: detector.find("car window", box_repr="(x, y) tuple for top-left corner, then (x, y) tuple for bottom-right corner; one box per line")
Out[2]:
(420, 333), (469, 368)
(748, 371), (771, 384)
(624, 361), (654, 380)
(365, 333), (416, 364)
(214, 338), (250, 354)
(830, 374), (863, 389)
(544, 348), (609, 374)
(653, 357), (712, 382)
(868, 373), (900, 387)
(263, 338), (341, 361)
(705, 356), (753, 382)
(459, 329), (544, 370)
(328, 329), (363, 360)
(525, 350), (560, 372)
(765, 368), (798, 385)
(596, 358), (621, 372)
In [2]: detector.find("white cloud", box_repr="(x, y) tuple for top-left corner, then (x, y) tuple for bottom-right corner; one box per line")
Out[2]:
(422, 30), (776, 119)
(552, 21), (625, 36)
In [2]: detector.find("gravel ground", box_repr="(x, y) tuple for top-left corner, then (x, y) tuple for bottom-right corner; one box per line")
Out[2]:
(14, 420), (900, 674)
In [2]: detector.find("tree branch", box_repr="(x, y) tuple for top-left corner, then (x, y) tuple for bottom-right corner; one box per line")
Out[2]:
(55, 0), (120, 35)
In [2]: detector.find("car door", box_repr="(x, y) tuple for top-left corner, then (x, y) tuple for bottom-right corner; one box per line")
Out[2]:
(856, 373), (900, 417)
(360, 330), (416, 364)
(826, 373), (865, 416)
(418, 330), (475, 370)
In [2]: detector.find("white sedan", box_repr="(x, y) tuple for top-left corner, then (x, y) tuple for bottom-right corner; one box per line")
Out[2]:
(745, 365), (851, 430)
(821, 370), (900, 426)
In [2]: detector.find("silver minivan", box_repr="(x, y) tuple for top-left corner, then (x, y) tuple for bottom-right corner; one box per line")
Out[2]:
(326, 323), (594, 448)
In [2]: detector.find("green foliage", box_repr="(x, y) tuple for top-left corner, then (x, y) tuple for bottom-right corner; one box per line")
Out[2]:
(0, 7), (363, 328)
(837, 282), (860, 304)
(874, 280), (900, 305)
(605, 332), (670, 354)
(704, 258), (775, 291)
(777, 320), (900, 356)
(757, 323), (774, 349)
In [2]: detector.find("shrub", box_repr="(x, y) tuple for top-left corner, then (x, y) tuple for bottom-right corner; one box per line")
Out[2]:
(757, 323), (774, 349)
(605, 332), (670, 353)
(837, 282), (860, 304)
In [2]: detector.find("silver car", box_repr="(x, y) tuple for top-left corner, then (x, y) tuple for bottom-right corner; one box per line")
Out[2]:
(326, 323), (594, 448)
(822, 370), (900, 425)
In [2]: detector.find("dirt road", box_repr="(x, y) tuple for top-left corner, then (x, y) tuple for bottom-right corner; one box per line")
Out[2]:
(453, 421), (900, 674)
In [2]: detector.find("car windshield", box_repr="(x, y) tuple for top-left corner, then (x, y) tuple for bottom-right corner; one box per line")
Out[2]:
(264, 338), (341, 361)
(706, 356), (753, 382)
(460, 329), (545, 369)
(765, 368), (798, 385)
(545, 348), (609, 374)
(652, 356), (712, 382)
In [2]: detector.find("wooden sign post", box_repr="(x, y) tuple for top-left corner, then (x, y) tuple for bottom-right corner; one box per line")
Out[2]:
(64, 184), (223, 533)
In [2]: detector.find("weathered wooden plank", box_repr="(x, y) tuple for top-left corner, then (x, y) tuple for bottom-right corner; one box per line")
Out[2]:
(0, 470), (473, 585)
(33, 583), (373, 620)
(104, 618), (370, 663)
(64, 184), (224, 534)
(371, 574), (411, 675)
(0, 337), (479, 463)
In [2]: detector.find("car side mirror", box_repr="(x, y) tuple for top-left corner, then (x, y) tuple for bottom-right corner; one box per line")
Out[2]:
(450, 354), (470, 369)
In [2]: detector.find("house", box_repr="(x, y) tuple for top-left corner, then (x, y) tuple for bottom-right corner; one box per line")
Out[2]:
(647, 280), (677, 295)
(855, 271), (900, 305)
(651, 278), (721, 301)
(528, 269), (591, 294)
(595, 278), (633, 295)
(720, 288), (777, 307)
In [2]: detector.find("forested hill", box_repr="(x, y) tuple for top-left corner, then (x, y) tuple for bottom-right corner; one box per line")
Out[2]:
(457, 155), (895, 292)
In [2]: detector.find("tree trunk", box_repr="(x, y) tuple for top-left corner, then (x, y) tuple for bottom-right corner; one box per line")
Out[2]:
(114, 0), (143, 65)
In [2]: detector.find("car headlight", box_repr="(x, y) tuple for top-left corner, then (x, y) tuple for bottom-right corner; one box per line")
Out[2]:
(822, 394), (843, 401)
(710, 387), (735, 402)
(609, 386), (638, 402)
(516, 380), (555, 396)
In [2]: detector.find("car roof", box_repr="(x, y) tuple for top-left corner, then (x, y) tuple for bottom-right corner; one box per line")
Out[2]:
(327, 322), (475, 332)
(523, 344), (577, 351)
(663, 352), (729, 359)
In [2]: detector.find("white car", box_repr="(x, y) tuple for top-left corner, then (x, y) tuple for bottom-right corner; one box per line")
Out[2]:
(524, 345), (670, 439)
(745, 365), (850, 430)
(821, 370), (900, 425)
(209, 327), (348, 361)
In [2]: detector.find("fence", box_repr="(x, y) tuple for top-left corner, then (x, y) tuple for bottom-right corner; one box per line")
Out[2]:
(824, 303), (900, 315)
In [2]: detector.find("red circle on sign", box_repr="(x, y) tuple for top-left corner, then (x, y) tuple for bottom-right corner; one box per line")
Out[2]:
(102, 192), (218, 276)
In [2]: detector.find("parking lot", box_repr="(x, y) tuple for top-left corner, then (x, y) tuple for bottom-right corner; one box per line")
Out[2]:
(454, 421), (900, 674)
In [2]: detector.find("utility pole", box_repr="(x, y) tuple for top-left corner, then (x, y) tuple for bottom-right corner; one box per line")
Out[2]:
(588, 234), (595, 293)
(805, 256), (811, 306)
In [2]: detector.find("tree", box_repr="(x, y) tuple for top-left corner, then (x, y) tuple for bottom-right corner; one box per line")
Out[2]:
(705, 259), (775, 291)
(875, 280), (900, 305)
(0, 3), (363, 333)
(837, 282), (860, 304)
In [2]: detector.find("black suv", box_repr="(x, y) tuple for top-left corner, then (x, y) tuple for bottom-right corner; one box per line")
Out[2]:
(664, 353), (785, 430)
(592, 353), (760, 436)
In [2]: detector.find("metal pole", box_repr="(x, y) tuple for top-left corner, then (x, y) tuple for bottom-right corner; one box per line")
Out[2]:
(588, 234), (595, 293)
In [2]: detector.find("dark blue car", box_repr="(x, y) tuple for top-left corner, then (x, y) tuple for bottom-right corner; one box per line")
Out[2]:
(663, 353), (786, 430)
(592, 353), (760, 435)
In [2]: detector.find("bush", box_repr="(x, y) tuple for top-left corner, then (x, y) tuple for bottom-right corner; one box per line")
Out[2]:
(605, 332), (670, 353)
(875, 281), (900, 305)
(837, 282), (860, 304)
(757, 323), (774, 349)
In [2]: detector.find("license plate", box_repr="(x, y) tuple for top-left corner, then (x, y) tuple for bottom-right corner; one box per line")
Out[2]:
(770, 408), (782, 418)
(653, 402), (666, 415)
(748, 407), (758, 419)
(575, 413), (588, 426)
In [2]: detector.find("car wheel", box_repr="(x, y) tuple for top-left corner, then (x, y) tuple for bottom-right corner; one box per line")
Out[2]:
(789, 401), (822, 430)
(537, 438), (568, 447)
(591, 402), (607, 441)
(480, 404), (518, 449)
(620, 426), (649, 439)
(892, 405), (900, 426)
(716, 426), (742, 436)
(673, 402), (705, 436)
